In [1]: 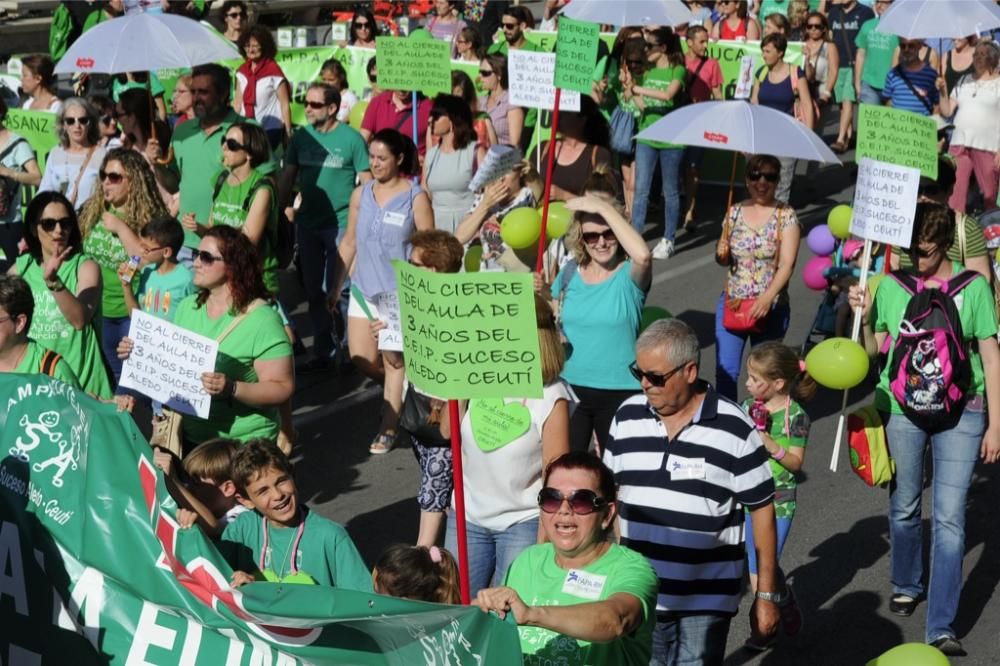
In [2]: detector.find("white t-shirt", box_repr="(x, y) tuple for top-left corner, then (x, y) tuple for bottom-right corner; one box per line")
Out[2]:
(458, 381), (574, 531)
(38, 145), (106, 210)
(235, 70), (286, 133)
(951, 75), (1000, 152)
(21, 97), (63, 113)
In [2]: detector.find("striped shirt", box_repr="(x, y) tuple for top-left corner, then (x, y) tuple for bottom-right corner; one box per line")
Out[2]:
(882, 65), (940, 116)
(603, 384), (775, 615)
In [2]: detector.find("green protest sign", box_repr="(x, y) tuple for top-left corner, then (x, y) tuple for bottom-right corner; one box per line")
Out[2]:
(856, 104), (938, 179)
(394, 261), (543, 400)
(376, 37), (451, 96)
(5, 109), (58, 173)
(553, 16), (600, 94)
(0, 374), (520, 664)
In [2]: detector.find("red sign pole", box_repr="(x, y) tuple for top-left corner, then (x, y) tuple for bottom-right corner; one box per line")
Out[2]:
(448, 399), (471, 604)
(535, 88), (563, 275)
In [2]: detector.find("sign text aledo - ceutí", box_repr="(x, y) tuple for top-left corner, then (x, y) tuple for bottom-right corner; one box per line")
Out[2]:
(393, 261), (543, 400)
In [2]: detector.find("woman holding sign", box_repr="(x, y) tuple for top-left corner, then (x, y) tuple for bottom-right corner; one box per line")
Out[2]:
(336, 129), (434, 455)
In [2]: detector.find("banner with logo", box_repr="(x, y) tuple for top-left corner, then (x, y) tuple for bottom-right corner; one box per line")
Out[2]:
(0, 374), (520, 664)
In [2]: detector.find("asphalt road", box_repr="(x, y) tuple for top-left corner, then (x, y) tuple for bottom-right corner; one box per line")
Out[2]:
(283, 140), (1000, 665)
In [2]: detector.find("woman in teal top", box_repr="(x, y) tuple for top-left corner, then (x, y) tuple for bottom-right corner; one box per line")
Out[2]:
(78, 148), (166, 387)
(551, 191), (651, 454)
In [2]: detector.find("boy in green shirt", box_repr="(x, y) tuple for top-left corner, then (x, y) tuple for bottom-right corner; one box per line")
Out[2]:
(122, 215), (195, 322)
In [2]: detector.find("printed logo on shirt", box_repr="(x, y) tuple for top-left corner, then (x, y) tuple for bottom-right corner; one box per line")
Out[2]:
(666, 455), (707, 480)
(562, 569), (607, 600)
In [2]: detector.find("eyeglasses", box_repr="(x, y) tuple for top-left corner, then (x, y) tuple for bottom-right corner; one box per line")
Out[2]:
(629, 361), (689, 387)
(479, 69), (495, 77)
(582, 229), (617, 245)
(99, 170), (124, 184)
(221, 137), (246, 151)
(806, 23), (825, 29)
(63, 116), (91, 126)
(226, 11), (244, 18)
(193, 250), (224, 265)
(501, 22), (519, 30)
(537, 487), (608, 515)
(304, 100), (328, 109)
(747, 170), (780, 183)
(141, 245), (166, 255)
(101, 114), (115, 125)
(456, 38), (469, 44)
(38, 217), (73, 233)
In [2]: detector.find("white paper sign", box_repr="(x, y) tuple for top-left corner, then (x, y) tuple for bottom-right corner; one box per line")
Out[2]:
(120, 310), (218, 418)
(851, 158), (920, 249)
(734, 55), (755, 100)
(377, 291), (404, 352)
(468, 145), (523, 192)
(508, 49), (582, 112)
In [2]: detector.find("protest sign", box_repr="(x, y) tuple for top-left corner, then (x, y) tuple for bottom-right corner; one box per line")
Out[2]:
(509, 49), (581, 112)
(856, 104), (938, 179)
(4, 109), (57, 173)
(734, 55), (755, 100)
(376, 36), (451, 96)
(553, 16), (600, 94)
(468, 145), (523, 192)
(376, 291), (404, 352)
(119, 311), (218, 418)
(851, 158), (920, 248)
(0, 375), (520, 664)
(394, 261), (543, 400)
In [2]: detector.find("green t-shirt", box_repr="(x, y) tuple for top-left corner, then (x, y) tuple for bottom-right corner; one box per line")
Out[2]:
(170, 109), (247, 249)
(14, 254), (113, 399)
(872, 263), (999, 414)
(503, 543), (658, 666)
(209, 169), (280, 294)
(135, 263), (196, 322)
(897, 213), (988, 270)
(15, 339), (81, 389)
(221, 508), (373, 592)
(171, 296), (292, 444)
(285, 123), (370, 230)
(83, 217), (132, 319)
(487, 39), (543, 56)
(741, 397), (809, 518)
(856, 18), (899, 90)
(636, 65), (687, 149)
(758, 0), (790, 19)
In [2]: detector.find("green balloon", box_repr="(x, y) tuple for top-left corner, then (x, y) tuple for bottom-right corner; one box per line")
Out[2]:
(408, 28), (433, 41)
(543, 201), (572, 239)
(348, 100), (369, 131)
(866, 642), (950, 666)
(464, 245), (483, 272)
(805, 337), (869, 389)
(640, 306), (672, 332)
(500, 207), (541, 249)
(828, 204), (853, 239)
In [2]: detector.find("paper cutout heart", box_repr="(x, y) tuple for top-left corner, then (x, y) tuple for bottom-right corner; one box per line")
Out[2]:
(470, 399), (531, 452)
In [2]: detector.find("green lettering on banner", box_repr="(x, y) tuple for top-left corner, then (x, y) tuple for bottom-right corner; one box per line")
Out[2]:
(0, 375), (520, 663)
(394, 261), (543, 400)
(5, 109), (57, 173)
(553, 17), (600, 94)
(856, 104), (938, 179)
(376, 37), (451, 96)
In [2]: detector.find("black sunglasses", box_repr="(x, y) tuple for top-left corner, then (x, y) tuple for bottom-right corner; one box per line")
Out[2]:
(629, 361), (689, 387)
(807, 23), (825, 29)
(99, 170), (124, 184)
(748, 170), (780, 183)
(582, 229), (616, 245)
(193, 250), (224, 265)
(479, 69), (495, 77)
(226, 11), (244, 18)
(221, 137), (246, 151)
(354, 21), (371, 29)
(910, 245), (939, 259)
(63, 116), (91, 126)
(304, 100), (328, 109)
(501, 22), (519, 30)
(39, 217), (73, 233)
(538, 488), (608, 515)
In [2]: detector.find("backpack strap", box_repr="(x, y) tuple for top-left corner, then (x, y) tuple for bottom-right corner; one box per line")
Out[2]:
(39, 349), (62, 377)
(943, 269), (981, 296)
(216, 298), (267, 344)
(211, 170), (228, 202)
(889, 269), (921, 295)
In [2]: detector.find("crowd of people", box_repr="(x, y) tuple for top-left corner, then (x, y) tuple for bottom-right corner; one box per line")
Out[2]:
(2, 0), (1000, 663)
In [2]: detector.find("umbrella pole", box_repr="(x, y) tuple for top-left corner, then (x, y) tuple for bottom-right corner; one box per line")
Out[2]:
(726, 152), (738, 210)
(536, 89), (562, 274)
(449, 399), (471, 604)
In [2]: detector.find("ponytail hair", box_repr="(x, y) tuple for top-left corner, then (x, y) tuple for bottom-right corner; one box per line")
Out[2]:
(373, 544), (461, 604)
(747, 342), (817, 403)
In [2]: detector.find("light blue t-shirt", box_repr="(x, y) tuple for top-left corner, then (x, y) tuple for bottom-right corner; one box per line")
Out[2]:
(554, 261), (646, 390)
(135, 262), (196, 322)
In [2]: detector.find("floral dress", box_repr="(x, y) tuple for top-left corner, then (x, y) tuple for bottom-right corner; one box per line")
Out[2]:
(725, 202), (798, 302)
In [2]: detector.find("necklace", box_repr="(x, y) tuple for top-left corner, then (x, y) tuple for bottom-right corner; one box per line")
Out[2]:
(260, 511), (305, 579)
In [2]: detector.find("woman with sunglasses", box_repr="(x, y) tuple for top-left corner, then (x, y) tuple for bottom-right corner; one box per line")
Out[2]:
(235, 26), (292, 151)
(220, 0), (248, 46)
(118, 226), (294, 448)
(479, 54), (524, 148)
(89, 95), (124, 150)
(848, 203), (1000, 657)
(334, 129), (433, 455)
(474, 452), (657, 665)
(422, 95), (488, 234)
(444, 296), (571, 596)
(551, 192), (651, 454)
(39, 98), (106, 212)
(710, 0), (760, 42)
(0, 97), (42, 270)
(801, 12), (840, 113)
(79, 148), (167, 385)
(9, 191), (111, 398)
(714, 154), (800, 400)
(348, 8), (380, 49)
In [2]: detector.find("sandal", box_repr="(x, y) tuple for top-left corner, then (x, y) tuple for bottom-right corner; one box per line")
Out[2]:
(830, 140), (848, 154)
(369, 433), (394, 455)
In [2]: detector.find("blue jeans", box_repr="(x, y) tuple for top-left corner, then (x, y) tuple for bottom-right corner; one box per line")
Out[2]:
(745, 512), (794, 575)
(297, 224), (342, 359)
(884, 407), (984, 643)
(714, 292), (791, 400)
(633, 143), (684, 241)
(101, 315), (132, 388)
(859, 81), (883, 106)
(650, 613), (732, 666)
(445, 512), (538, 597)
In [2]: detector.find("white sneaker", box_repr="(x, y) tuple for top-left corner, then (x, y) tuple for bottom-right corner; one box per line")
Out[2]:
(652, 238), (675, 260)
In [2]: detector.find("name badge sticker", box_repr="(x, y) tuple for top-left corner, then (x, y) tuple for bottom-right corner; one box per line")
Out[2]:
(666, 455), (707, 480)
(562, 569), (607, 600)
(383, 211), (406, 227)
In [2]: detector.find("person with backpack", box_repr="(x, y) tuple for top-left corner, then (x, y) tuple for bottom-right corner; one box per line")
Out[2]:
(881, 38), (940, 117)
(849, 203), (1000, 657)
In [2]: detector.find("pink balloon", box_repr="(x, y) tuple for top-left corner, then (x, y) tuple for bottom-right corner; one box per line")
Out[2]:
(802, 256), (833, 291)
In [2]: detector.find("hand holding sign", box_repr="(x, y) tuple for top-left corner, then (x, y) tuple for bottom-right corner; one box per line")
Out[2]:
(375, 36), (451, 96)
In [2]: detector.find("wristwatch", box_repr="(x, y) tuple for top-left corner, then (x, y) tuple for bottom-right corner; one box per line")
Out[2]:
(755, 590), (784, 603)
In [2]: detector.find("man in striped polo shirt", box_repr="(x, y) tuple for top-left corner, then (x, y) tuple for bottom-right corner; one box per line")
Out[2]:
(603, 319), (781, 665)
(882, 38), (940, 116)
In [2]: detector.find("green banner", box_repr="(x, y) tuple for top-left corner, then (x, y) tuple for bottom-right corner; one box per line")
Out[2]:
(394, 261), (543, 400)
(0, 374), (520, 664)
(554, 17), (600, 94)
(856, 103), (938, 179)
(5, 109), (58, 174)
(376, 37), (452, 97)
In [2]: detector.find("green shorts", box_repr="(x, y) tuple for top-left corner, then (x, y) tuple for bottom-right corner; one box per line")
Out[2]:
(834, 67), (856, 103)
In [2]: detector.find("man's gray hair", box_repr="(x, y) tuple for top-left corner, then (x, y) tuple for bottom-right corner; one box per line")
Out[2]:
(636, 318), (700, 368)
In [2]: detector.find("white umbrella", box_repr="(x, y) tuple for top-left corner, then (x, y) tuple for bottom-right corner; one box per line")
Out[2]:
(636, 101), (841, 164)
(875, 0), (1000, 39)
(54, 12), (239, 75)
(560, 0), (695, 28)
